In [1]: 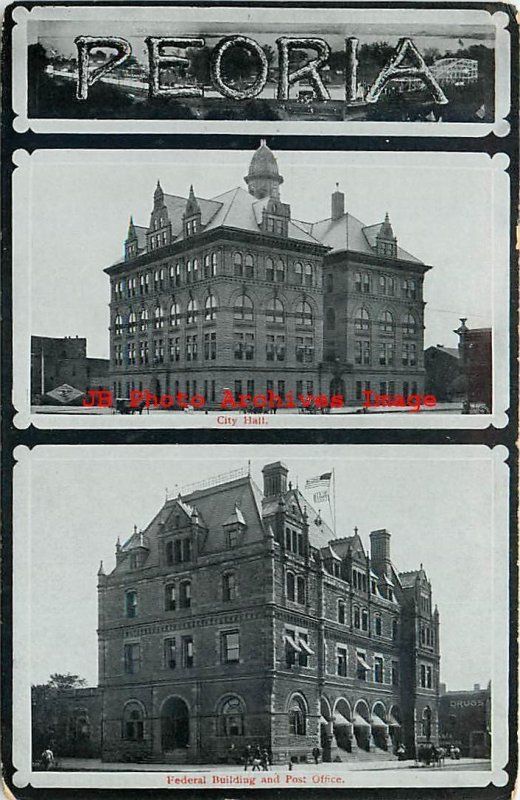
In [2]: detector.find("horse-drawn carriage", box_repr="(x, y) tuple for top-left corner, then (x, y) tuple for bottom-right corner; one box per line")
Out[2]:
(417, 742), (446, 767)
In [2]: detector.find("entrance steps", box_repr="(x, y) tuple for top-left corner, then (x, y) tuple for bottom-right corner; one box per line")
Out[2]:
(334, 747), (397, 763)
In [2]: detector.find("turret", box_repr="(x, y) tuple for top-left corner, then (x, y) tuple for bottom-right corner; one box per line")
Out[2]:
(183, 185), (201, 236)
(244, 140), (284, 200)
(376, 212), (398, 257)
(262, 461), (288, 497)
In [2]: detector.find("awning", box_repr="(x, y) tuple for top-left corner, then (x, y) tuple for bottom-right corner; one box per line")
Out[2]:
(370, 714), (388, 729)
(333, 711), (352, 728)
(320, 715), (330, 726)
(299, 638), (315, 655)
(389, 714), (401, 728)
(284, 634), (301, 652)
(353, 713), (371, 728)
(356, 653), (371, 671)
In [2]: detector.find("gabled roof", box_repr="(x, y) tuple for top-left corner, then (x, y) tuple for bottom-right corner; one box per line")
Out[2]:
(133, 225), (147, 250)
(426, 345), (460, 359)
(309, 212), (423, 263)
(162, 193), (222, 239)
(399, 567), (428, 588)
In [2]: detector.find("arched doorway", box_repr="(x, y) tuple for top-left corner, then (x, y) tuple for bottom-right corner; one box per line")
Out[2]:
(161, 697), (190, 752)
(333, 699), (353, 753)
(422, 706), (432, 741)
(371, 702), (390, 751)
(320, 697), (333, 762)
(353, 700), (371, 751)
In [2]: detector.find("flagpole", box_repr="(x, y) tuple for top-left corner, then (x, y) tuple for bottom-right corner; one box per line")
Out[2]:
(333, 468), (337, 534)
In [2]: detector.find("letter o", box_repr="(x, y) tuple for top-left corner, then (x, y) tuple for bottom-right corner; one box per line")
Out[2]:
(210, 35), (268, 100)
(191, 394), (205, 408)
(160, 394), (174, 408)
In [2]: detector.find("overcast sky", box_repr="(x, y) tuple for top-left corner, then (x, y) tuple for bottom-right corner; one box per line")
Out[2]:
(26, 445), (498, 691)
(26, 149), (497, 359)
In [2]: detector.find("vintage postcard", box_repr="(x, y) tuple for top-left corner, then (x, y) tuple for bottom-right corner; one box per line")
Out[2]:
(8, 444), (511, 793)
(11, 147), (511, 431)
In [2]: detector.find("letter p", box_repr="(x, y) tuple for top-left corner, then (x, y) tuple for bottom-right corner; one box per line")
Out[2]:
(75, 36), (132, 100)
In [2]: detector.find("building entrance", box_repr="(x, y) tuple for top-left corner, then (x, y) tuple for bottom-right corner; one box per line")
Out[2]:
(161, 697), (190, 751)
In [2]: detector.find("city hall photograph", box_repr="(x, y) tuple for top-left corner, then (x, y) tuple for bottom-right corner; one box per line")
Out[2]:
(13, 444), (509, 790)
(13, 146), (508, 429)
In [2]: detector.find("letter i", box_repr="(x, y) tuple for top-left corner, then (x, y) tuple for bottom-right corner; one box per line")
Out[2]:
(345, 38), (359, 103)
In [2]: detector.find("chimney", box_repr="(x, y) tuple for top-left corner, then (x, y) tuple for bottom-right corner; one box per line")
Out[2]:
(473, 683), (480, 692)
(331, 183), (345, 221)
(369, 529), (391, 575)
(262, 461), (288, 498)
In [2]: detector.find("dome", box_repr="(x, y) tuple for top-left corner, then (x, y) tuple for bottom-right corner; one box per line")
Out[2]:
(244, 140), (283, 199)
(247, 140), (280, 178)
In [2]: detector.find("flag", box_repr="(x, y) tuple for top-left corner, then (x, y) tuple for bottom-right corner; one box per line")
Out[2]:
(305, 472), (332, 505)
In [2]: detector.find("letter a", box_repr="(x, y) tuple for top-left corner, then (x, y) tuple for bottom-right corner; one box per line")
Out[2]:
(75, 36), (132, 100)
(366, 38), (448, 104)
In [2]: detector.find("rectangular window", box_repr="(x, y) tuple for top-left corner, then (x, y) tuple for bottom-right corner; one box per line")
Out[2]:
(266, 334), (275, 361)
(164, 638), (176, 669)
(247, 379), (254, 397)
(182, 637), (194, 668)
(278, 380), (285, 399)
(222, 630), (240, 663)
(203, 331), (217, 361)
(356, 652), (368, 681)
(298, 633), (309, 667)
(124, 643), (140, 674)
(337, 647), (348, 677)
(374, 656), (384, 683)
(234, 380), (242, 401)
(392, 661), (399, 686)
(179, 581), (191, 608)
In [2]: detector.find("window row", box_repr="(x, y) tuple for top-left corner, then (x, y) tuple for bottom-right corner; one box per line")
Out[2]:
(354, 341), (418, 367)
(113, 298), (314, 334)
(325, 308), (419, 336)
(114, 379), (218, 403)
(116, 255), (316, 296)
(420, 625), (435, 648)
(339, 601), (399, 639)
(354, 273), (418, 299)
(123, 629), (240, 674)
(125, 572), (238, 618)
(336, 649), (399, 686)
(355, 381), (418, 401)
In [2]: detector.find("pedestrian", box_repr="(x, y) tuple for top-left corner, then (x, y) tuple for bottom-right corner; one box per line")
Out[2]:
(261, 748), (269, 771)
(312, 746), (321, 764)
(243, 744), (252, 771)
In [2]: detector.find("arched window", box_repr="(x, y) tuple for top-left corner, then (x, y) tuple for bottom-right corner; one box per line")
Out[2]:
(304, 263), (313, 287)
(175, 262), (182, 286)
(139, 309), (148, 332)
(211, 252), (217, 276)
(403, 312), (417, 336)
(363, 273), (370, 294)
(186, 260), (192, 283)
(204, 254), (211, 278)
(338, 600), (346, 624)
(164, 583), (176, 611)
(125, 590), (137, 618)
(266, 298), (284, 324)
(170, 302), (181, 327)
(123, 703), (144, 740)
(296, 576), (306, 605)
(422, 707), (432, 738)
(276, 259), (285, 283)
(154, 306), (164, 329)
(244, 253), (254, 279)
(187, 299), (198, 325)
(288, 695), (307, 735)
(234, 294), (254, 322)
(295, 301), (313, 326)
(114, 315), (123, 336)
(220, 696), (245, 736)
(265, 257), (274, 281)
(379, 310), (394, 334)
(222, 572), (237, 602)
(205, 294), (217, 321)
(233, 252), (243, 277)
(179, 580), (191, 608)
(294, 262), (303, 285)
(192, 258), (199, 281)
(361, 609), (369, 631)
(374, 615), (382, 636)
(354, 308), (370, 332)
(128, 312), (137, 334)
(287, 572), (295, 601)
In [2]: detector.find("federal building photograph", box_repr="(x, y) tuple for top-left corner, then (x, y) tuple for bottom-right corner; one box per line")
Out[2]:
(19, 147), (502, 422)
(15, 444), (507, 788)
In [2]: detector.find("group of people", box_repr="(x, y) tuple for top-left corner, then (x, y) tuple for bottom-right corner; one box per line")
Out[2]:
(242, 744), (272, 771)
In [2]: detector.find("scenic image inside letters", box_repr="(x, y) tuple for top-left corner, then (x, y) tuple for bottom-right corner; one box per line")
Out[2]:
(27, 20), (495, 122)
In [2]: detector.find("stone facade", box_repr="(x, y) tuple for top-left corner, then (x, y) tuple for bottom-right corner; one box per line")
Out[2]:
(104, 144), (432, 407)
(96, 461), (440, 763)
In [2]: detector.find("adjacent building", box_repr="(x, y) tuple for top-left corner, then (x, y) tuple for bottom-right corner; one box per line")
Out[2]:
(104, 143), (432, 406)
(93, 461), (440, 763)
(31, 335), (109, 403)
(439, 683), (491, 757)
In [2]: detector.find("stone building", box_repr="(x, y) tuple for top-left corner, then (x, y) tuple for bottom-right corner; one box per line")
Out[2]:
(439, 682), (491, 757)
(31, 335), (109, 403)
(96, 461), (440, 763)
(104, 143), (432, 407)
